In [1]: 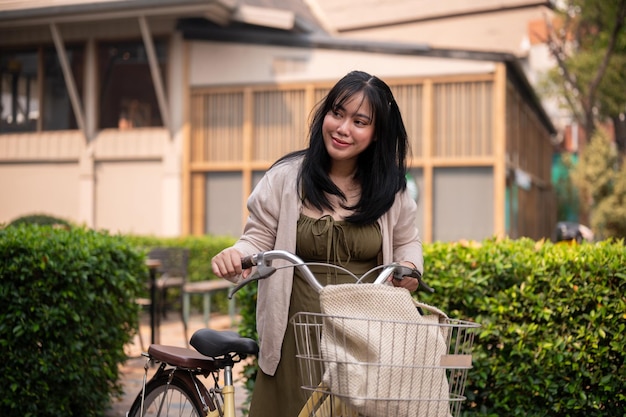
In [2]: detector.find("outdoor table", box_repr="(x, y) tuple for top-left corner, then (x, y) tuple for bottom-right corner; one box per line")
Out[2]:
(145, 259), (161, 344)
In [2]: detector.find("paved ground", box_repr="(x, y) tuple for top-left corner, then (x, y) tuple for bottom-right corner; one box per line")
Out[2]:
(105, 311), (251, 417)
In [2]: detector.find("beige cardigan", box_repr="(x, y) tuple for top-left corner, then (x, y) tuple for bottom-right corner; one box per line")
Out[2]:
(229, 156), (424, 375)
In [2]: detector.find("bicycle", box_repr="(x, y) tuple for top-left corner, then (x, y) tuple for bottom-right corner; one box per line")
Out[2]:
(127, 249), (479, 417)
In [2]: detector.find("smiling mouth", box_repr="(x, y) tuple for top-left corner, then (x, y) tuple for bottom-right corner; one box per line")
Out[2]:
(332, 137), (351, 147)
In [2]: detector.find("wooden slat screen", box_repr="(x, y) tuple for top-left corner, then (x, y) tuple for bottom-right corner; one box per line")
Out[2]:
(252, 89), (308, 162)
(505, 82), (555, 240)
(391, 84), (423, 159)
(314, 88), (330, 107)
(506, 88), (521, 167)
(189, 79), (499, 169)
(190, 91), (244, 163)
(188, 74), (557, 240)
(506, 84), (553, 183)
(433, 81), (493, 158)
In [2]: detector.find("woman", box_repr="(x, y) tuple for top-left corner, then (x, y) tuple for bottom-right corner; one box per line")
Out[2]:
(211, 70), (423, 417)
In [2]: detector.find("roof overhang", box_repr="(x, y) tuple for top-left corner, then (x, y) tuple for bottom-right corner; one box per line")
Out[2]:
(179, 19), (556, 134)
(0, 0), (299, 30)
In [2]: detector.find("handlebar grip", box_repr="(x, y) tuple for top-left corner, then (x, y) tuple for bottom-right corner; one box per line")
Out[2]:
(241, 255), (256, 270)
(392, 266), (434, 293)
(392, 266), (420, 280)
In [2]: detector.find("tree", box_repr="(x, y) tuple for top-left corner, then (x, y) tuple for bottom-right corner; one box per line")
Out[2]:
(541, 0), (626, 145)
(570, 128), (626, 239)
(538, 0), (626, 232)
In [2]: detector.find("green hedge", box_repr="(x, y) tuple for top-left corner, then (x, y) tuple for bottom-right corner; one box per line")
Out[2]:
(0, 225), (145, 417)
(124, 234), (237, 313)
(2, 218), (622, 416)
(233, 237), (625, 416)
(7, 213), (73, 229)
(421, 238), (625, 415)
(124, 234), (236, 284)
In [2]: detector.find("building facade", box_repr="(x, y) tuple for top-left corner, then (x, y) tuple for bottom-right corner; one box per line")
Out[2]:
(0, 0), (556, 241)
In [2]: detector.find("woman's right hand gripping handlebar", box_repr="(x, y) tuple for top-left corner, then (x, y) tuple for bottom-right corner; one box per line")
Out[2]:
(212, 248), (252, 280)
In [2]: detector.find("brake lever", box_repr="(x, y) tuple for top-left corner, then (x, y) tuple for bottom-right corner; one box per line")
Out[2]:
(228, 257), (276, 299)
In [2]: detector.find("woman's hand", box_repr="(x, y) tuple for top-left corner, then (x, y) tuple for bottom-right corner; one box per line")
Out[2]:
(388, 261), (420, 292)
(211, 247), (252, 280)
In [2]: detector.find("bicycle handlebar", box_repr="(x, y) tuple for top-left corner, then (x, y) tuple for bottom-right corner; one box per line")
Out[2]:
(228, 249), (433, 299)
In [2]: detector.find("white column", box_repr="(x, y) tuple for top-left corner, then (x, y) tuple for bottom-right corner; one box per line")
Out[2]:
(78, 38), (97, 228)
(161, 32), (185, 236)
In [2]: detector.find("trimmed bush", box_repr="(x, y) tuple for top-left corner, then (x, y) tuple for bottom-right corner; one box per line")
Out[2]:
(7, 213), (73, 228)
(232, 237), (625, 416)
(0, 225), (145, 417)
(124, 234), (237, 312)
(124, 234), (237, 282)
(420, 238), (626, 416)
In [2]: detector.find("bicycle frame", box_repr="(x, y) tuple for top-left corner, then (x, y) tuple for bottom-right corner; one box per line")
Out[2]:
(128, 250), (432, 417)
(129, 336), (255, 417)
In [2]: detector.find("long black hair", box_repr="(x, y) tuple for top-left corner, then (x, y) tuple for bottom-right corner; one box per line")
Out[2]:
(275, 70), (409, 225)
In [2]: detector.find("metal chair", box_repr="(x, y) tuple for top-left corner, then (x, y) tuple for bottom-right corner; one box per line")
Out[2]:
(147, 247), (189, 319)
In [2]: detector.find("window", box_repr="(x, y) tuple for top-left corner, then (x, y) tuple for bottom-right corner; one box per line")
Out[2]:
(1, 50), (39, 132)
(0, 46), (84, 133)
(43, 46), (84, 131)
(98, 40), (167, 129)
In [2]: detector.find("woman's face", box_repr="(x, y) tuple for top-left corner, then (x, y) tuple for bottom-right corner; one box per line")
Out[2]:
(322, 92), (375, 165)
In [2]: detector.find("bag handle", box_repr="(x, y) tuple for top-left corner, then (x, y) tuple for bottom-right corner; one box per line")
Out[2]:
(413, 299), (449, 321)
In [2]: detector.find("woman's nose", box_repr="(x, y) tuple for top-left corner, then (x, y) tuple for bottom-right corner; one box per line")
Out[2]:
(337, 120), (349, 135)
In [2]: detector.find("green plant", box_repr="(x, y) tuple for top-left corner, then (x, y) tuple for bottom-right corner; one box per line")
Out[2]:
(571, 128), (626, 240)
(232, 237), (625, 416)
(421, 238), (626, 416)
(124, 234), (237, 312)
(0, 225), (145, 417)
(7, 213), (73, 229)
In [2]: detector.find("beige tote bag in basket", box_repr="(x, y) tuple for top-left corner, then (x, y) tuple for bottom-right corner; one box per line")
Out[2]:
(319, 283), (451, 417)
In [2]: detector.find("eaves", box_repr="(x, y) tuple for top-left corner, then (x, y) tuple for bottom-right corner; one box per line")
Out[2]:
(180, 19), (556, 134)
(0, 0), (238, 27)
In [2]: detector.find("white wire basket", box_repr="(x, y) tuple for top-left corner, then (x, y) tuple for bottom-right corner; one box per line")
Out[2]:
(292, 311), (480, 417)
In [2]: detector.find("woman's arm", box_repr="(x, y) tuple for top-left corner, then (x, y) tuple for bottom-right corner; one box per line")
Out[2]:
(389, 189), (424, 291)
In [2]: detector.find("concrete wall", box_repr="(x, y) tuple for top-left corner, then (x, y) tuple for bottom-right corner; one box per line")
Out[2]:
(0, 162), (80, 225)
(189, 41), (496, 86)
(94, 160), (163, 235)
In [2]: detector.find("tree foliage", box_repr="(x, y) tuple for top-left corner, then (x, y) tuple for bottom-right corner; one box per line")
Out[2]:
(540, 1), (626, 227)
(570, 128), (626, 238)
(541, 0), (626, 140)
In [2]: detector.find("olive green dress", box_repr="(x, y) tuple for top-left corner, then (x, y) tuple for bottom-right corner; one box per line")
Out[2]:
(248, 214), (382, 417)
